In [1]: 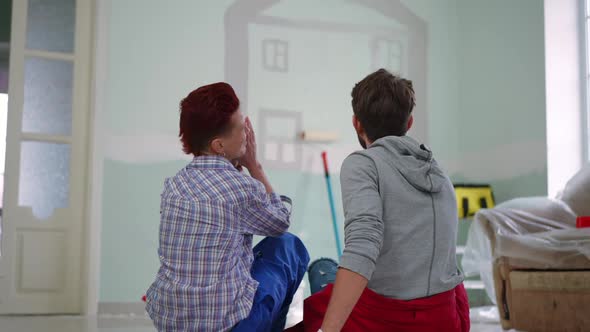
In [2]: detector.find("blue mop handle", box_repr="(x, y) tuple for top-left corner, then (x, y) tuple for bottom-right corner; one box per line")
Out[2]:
(322, 151), (343, 257)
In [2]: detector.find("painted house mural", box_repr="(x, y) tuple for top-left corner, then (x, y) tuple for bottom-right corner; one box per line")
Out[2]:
(225, 0), (428, 172)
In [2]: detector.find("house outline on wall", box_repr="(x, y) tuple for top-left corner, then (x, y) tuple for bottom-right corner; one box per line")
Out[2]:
(224, 0), (428, 169)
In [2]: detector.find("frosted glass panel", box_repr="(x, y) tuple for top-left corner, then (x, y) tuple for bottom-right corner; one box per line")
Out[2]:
(23, 57), (73, 135)
(26, 0), (76, 53)
(19, 142), (70, 219)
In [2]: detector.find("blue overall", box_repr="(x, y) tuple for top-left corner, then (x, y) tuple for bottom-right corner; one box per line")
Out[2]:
(233, 233), (310, 332)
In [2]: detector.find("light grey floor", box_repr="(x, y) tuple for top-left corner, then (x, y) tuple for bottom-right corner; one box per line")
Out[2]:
(0, 315), (510, 332)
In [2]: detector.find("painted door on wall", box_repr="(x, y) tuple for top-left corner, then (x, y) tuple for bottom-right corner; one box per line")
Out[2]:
(0, 0), (93, 314)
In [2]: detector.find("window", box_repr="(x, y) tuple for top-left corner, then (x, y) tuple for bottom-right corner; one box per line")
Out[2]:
(372, 38), (404, 74)
(258, 110), (301, 169)
(0, 93), (6, 252)
(0, 94), (6, 180)
(546, 0), (587, 195)
(262, 39), (288, 72)
(584, 0), (590, 160)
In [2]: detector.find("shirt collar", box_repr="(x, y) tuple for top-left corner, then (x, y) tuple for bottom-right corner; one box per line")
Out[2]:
(189, 155), (236, 170)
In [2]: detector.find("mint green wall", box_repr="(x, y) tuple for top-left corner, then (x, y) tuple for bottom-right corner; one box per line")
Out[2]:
(103, 0), (233, 136)
(98, 0), (546, 301)
(100, 0), (235, 301)
(456, 0), (547, 201)
(458, 0), (546, 151)
(99, 160), (184, 301)
(402, 0), (462, 166)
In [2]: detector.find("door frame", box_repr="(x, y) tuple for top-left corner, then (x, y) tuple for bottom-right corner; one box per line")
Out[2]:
(1, 0), (95, 314)
(83, 0), (110, 315)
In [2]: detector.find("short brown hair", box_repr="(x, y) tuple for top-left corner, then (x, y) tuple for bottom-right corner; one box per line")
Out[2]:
(351, 69), (415, 141)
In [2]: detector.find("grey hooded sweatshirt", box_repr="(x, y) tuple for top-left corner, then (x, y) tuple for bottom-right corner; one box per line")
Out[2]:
(338, 135), (464, 300)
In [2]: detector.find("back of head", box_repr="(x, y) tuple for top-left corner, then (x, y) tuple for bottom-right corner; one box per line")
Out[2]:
(178, 82), (240, 155)
(351, 69), (415, 141)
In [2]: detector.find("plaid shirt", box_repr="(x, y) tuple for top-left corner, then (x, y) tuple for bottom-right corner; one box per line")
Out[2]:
(146, 156), (291, 331)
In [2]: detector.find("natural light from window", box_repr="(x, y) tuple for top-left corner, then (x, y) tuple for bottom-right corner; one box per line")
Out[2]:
(0, 93), (6, 176)
(0, 93), (6, 255)
(545, 0), (586, 196)
(585, 0), (590, 161)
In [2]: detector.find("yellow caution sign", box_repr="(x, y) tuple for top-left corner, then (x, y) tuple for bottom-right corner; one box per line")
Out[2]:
(454, 184), (495, 218)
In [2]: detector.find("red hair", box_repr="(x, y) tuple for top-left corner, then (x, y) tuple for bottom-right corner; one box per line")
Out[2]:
(179, 82), (240, 155)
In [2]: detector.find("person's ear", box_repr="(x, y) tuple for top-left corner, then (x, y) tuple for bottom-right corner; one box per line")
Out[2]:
(210, 138), (225, 156)
(407, 115), (414, 131)
(353, 115), (364, 135)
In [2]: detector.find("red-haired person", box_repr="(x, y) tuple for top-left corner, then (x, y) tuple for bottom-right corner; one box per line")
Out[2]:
(145, 82), (309, 331)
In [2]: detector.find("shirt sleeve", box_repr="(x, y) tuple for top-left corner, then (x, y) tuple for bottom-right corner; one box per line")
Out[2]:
(338, 153), (384, 281)
(240, 179), (291, 237)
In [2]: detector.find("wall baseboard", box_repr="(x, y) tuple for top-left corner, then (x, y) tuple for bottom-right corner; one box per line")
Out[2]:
(98, 301), (147, 315)
(97, 302), (152, 328)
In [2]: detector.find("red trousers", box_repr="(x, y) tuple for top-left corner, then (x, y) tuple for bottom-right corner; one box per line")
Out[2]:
(287, 283), (470, 332)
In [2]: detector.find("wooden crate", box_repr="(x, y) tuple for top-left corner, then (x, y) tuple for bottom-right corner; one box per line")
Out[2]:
(493, 258), (590, 331)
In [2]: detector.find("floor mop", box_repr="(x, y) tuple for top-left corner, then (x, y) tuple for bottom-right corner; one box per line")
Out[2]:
(306, 152), (342, 295)
(321, 151), (342, 258)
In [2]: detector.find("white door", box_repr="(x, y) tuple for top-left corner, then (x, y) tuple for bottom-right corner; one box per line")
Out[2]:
(0, 0), (93, 314)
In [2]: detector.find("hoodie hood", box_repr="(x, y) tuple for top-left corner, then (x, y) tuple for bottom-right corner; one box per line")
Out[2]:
(369, 136), (446, 193)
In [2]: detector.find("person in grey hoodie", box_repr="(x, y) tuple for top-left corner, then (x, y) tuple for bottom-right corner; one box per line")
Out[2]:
(314, 69), (467, 332)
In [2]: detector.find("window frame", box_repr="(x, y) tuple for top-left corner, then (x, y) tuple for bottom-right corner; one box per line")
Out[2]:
(582, 0), (590, 161)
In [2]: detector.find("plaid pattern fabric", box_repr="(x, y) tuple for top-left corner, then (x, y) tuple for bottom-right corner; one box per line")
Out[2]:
(146, 156), (291, 331)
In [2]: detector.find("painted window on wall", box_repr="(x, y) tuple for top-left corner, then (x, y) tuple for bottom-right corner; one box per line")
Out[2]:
(262, 39), (288, 72)
(372, 38), (403, 75)
(258, 109), (301, 169)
